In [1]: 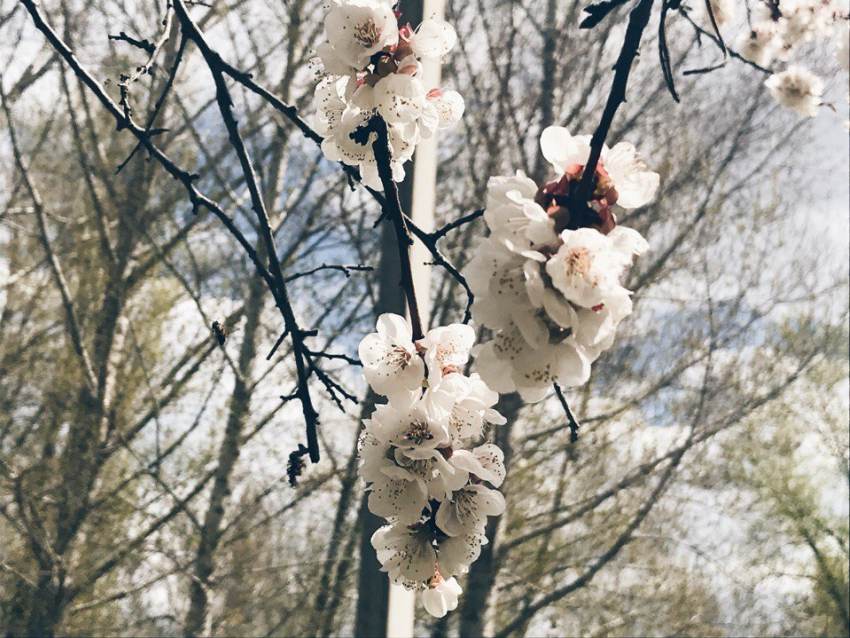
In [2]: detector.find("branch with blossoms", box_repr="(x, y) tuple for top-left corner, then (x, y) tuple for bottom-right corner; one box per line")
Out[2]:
(17, 0), (847, 623)
(309, 0), (664, 618)
(665, 0), (849, 119)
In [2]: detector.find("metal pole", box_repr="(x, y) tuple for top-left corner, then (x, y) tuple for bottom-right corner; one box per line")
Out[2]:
(386, 0), (444, 635)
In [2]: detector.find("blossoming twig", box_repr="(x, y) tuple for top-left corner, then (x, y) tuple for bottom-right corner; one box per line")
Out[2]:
(575, 0), (656, 206)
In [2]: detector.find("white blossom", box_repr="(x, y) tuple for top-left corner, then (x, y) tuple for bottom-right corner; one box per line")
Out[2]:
(463, 128), (651, 401)
(736, 27), (779, 67)
(357, 313), (508, 615)
(450, 443), (506, 487)
(324, 1), (399, 70)
(426, 373), (505, 447)
(540, 126), (660, 210)
(764, 66), (824, 118)
(776, 0), (837, 50)
(369, 400), (450, 459)
(420, 323), (476, 378)
(410, 19), (457, 61)
(435, 483), (506, 536)
(372, 523), (436, 586)
(465, 236), (549, 343)
(545, 227), (638, 309)
(359, 313), (425, 403)
(483, 172), (556, 248)
(422, 576), (462, 618)
(321, 108), (375, 166)
(474, 325), (591, 401)
(368, 470), (431, 523)
(313, 2), (463, 184)
(420, 89), (465, 137)
(436, 531), (488, 577)
(374, 74), (427, 124)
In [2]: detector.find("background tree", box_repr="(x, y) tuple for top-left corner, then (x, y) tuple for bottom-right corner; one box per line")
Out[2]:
(0, 0), (847, 636)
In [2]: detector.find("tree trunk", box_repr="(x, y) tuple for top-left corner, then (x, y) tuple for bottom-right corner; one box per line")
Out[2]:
(182, 274), (265, 637)
(354, 210), (407, 637)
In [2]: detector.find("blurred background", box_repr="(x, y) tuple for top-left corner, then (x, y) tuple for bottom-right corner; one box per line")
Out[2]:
(0, 0), (848, 636)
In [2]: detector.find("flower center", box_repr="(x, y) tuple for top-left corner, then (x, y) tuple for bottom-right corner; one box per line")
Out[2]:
(354, 19), (381, 48)
(564, 247), (592, 277)
(397, 455), (432, 478)
(404, 420), (434, 446)
(388, 345), (412, 369)
(535, 171), (617, 234)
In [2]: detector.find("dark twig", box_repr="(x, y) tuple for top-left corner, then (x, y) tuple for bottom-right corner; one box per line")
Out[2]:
(658, 0), (682, 102)
(580, 0), (632, 28)
(19, 0), (328, 463)
(117, 34), (188, 174)
(108, 31), (155, 54)
(682, 61), (727, 75)
(306, 354), (359, 411)
(702, 0), (727, 57)
(18, 0), (276, 290)
(307, 349), (361, 366)
(429, 209), (484, 241)
(370, 118), (425, 341)
(575, 0), (656, 204)
(284, 263), (373, 283)
(678, 7), (772, 74)
(266, 329), (290, 361)
(554, 383), (581, 443)
(406, 216), (476, 324)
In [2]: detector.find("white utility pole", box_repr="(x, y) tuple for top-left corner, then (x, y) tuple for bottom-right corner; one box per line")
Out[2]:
(385, 0), (444, 636)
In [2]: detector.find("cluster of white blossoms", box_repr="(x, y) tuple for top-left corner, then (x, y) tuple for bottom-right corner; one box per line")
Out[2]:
(357, 314), (507, 617)
(313, 0), (464, 188)
(709, 0), (849, 119)
(464, 127), (658, 402)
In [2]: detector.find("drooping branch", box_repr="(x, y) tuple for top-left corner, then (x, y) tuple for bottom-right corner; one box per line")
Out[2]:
(173, 0), (322, 461)
(19, 0), (491, 464)
(19, 0), (328, 463)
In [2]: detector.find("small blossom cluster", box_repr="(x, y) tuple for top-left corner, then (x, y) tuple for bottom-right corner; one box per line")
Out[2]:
(313, 0), (464, 188)
(465, 127), (657, 402)
(357, 314), (507, 617)
(717, 0), (849, 118)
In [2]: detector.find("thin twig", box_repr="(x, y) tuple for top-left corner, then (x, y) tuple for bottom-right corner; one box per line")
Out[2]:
(284, 263), (373, 283)
(429, 208), (484, 241)
(554, 383), (581, 443)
